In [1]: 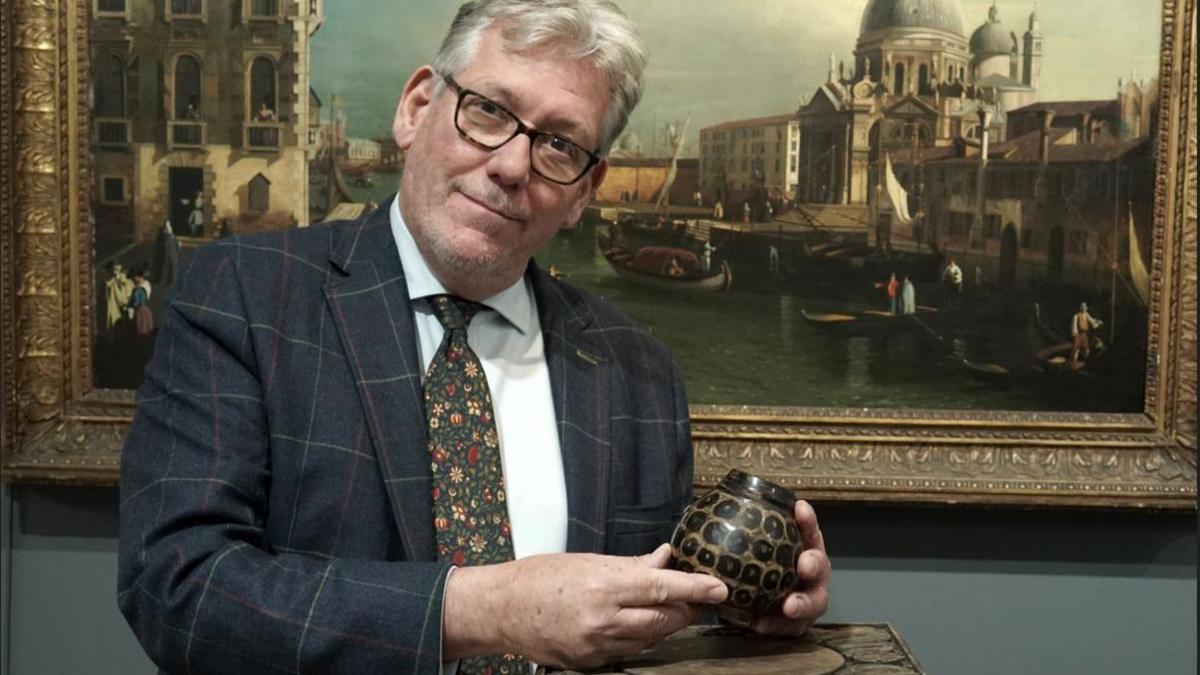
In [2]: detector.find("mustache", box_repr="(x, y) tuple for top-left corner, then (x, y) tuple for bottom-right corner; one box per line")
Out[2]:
(453, 182), (531, 222)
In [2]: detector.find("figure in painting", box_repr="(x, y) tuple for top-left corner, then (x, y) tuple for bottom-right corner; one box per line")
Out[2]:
(127, 267), (155, 338)
(1070, 302), (1104, 362)
(104, 262), (134, 332)
(181, 191), (205, 236)
(712, 199), (724, 220)
(901, 275), (916, 315)
(255, 99), (278, 122)
(941, 257), (963, 308)
(876, 272), (899, 314)
(663, 255), (685, 277)
(150, 220), (180, 285)
(185, 96), (202, 120)
(701, 240), (716, 272)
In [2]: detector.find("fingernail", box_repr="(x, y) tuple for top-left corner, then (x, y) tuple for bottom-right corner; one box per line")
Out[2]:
(708, 585), (728, 603)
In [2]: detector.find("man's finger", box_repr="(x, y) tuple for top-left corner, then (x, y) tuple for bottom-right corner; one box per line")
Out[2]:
(612, 602), (697, 640)
(781, 584), (829, 622)
(797, 549), (831, 584)
(794, 500), (827, 554)
(614, 568), (727, 607)
(636, 543), (673, 569)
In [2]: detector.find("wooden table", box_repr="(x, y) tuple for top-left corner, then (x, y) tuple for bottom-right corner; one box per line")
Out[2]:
(552, 624), (925, 675)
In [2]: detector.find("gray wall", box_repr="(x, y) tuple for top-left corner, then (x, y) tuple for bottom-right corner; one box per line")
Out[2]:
(1, 483), (1195, 674)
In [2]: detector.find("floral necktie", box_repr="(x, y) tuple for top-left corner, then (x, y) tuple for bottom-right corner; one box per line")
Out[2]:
(425, 295), (527, 675)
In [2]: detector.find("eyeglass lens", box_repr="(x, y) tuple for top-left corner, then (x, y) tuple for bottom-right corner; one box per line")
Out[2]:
(457, 92), (592, 184)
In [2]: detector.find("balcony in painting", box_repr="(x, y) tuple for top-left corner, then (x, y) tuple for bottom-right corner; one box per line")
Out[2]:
(95, 118), (131, 148)
(168, 121), (207, 150)
(245, 122), (282, 151)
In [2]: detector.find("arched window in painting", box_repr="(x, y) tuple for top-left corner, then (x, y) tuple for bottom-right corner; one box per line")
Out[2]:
(174, 54), (202, 119)
(918, 64), (930, 95)
(250, 57), (278, 121)
(894, 63), (906, 96)
(248, 173), (270, 212)
(95, 54), (125, 117)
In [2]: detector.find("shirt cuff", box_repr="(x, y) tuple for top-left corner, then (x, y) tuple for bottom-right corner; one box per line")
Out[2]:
(441, 566), (459, 675)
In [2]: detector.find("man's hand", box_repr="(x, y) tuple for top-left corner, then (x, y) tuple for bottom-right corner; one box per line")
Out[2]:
(750, 499), (831, 636)
(443, 545), (728, 669)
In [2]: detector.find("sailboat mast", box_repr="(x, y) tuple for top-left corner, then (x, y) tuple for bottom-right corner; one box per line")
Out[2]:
(1109, 152), (1120, 344)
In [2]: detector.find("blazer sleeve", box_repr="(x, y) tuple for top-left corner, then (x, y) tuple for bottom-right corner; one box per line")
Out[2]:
(670, 355), (696, 521)
(117, 242), (451, 675)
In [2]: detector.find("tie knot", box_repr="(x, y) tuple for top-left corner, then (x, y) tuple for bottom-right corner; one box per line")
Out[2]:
(429, 295), (484, 331)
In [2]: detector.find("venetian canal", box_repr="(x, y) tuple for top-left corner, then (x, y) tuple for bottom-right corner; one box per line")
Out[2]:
(533, 215), (1145, 413)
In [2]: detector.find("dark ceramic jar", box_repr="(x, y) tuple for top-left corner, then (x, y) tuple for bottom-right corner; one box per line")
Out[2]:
(669, 469), (802, 628)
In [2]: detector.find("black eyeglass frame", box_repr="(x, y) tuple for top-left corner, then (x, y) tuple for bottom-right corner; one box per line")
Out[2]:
(442, 74), (602, 186)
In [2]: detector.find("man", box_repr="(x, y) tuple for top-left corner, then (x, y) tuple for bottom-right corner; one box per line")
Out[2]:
(900, 275), (916, 315)
(103, 262), (134, 332)
(1070, 302), (1103, 362)
(118, 2), (830, 673)
(885, 273), (899, 315)
(942, 257), (963, 308)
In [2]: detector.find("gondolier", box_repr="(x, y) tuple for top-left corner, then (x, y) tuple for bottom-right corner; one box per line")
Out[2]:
(941, 258), (963, 308)
(1070, 302), (1104, 362)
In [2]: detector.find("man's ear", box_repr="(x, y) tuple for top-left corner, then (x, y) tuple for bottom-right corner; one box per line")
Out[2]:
(392, 65), (439, 151)
(565, 159), (607, 226)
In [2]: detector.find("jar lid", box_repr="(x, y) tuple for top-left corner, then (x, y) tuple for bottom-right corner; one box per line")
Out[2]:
(719, 469), (797, 512)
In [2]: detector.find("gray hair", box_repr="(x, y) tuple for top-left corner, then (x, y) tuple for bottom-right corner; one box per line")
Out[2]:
(431, 0), (647, 155)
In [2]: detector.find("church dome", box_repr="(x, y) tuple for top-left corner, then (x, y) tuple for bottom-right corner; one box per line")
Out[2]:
(860, 0), (967, 37)
(970, 5), (1015, 56)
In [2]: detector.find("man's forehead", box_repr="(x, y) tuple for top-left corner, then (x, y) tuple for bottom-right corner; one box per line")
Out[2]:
(458, 71), (606, 143)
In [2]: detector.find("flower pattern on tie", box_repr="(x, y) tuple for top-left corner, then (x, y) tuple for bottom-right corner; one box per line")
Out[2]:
(425, 295), (527, 675)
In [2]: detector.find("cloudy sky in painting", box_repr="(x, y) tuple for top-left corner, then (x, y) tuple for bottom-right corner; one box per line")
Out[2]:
(311, 0), (1163, 154)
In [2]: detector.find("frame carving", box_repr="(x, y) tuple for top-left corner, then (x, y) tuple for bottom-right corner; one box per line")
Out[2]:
(2, 0), (1196, 509)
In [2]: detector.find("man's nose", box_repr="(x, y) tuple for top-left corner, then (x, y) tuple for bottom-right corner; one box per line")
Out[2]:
(486, 133), (533, 189)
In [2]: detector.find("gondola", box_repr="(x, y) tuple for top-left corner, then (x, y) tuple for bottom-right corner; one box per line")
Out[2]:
(800, 306), (939, 335)
(601, 245), (732, 293)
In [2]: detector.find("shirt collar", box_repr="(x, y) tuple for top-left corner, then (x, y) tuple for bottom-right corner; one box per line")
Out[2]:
(388, 196), (533, 334)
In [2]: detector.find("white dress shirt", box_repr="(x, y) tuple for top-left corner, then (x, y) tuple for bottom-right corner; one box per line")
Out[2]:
(389, 198), (566, 673)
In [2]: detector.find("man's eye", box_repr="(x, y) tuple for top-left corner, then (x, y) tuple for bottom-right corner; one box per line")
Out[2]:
(470, 98), (504, 117)
(546, 136), (580, 157)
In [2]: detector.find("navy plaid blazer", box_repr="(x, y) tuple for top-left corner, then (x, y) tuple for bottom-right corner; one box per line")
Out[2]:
(117, 200), (694, 674)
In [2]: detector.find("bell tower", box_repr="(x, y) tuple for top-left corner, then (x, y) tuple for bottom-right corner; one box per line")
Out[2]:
(1022, 9), (1043, 90)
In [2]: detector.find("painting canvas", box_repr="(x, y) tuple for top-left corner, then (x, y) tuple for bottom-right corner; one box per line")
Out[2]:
(90, 0), (1164, 408)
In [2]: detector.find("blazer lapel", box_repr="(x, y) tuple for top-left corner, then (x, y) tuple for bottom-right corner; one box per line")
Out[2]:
(530, 265), (612, 554)
(323, 203), (436, 561)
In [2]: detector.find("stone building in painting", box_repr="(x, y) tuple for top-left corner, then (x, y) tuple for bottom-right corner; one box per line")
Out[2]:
(698, 114), (800, 206)
(91, 0), (324, 246)
(698, 0), (1048, 209)
(890, 79), (1159, 292)
(789, 0), (1044, 207)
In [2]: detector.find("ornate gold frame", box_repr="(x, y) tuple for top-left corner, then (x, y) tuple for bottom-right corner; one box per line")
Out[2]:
(2, 0), (1196, 508)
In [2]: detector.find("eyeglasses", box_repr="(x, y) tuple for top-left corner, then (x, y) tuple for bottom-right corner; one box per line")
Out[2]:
(443, 74), (601, 186)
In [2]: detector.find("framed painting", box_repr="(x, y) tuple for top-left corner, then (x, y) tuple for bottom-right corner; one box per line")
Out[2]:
(2, 0), (1195, 509)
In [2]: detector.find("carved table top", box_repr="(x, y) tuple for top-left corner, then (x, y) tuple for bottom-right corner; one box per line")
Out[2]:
(552, 623), (925, 675)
